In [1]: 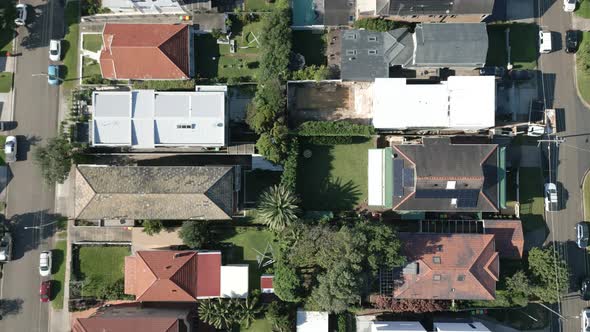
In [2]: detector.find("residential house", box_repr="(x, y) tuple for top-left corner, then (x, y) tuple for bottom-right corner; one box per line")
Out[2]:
(368, 137), (506, 212)
(371, 321), (427, 332)
(99, 23), (194, 80)
(340, 23), (487, 80)
(372, 76), (495, 131)
(296, 311), (329, 332)
(356, 0), (495, 23)
(71, 303), (198, 332)
(483, 220), (524, 259)
(395, 233), (499, 300)
(91, 88), (227, 149)
(125, 251), (248, 302)
(434, 322), (491, 332)
(74, 165), (239, 221)
(100, 0), (185, 14)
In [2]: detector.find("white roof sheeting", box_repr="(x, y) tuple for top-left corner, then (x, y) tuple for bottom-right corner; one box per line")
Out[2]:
(297, 311), (329, 332)
(220, 265), (249, 298)
(371, 321), (427, 332)
(368, 149), (385, 206)
(372, 76), (495, 130)
(434, 322), (491, 332)
(92, 88), (226, 148)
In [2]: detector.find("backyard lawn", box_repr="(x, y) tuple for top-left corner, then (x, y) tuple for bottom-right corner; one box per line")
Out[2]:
(76, 245), (129, 298)
(0, 72), (13, 93)
(63, 0), (80, 89)
(298, 138), (375, 211)
(519, 167), (546, 233)
(218, 227), (273, 291)
(244, 0), (274, 11)
(244, 170), (281, 203)
(195, 21), (263, 81)
(292, 30), (326, 66)
(486, 24), (538, 69)
(82, 34), (102, 53)
(242, 318), (272, 332)
(577, 32), (590, 105)
(577, 0), (590, 18)
(51, 240), (67, 309)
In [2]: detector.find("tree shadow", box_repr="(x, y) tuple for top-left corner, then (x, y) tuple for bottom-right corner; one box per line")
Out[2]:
(194, 34), (220, 79)
(0, 298), (23, 319)
(8, 210), (65, 260)
(19, 3), (48, 50)
(16, 134), (41, 162)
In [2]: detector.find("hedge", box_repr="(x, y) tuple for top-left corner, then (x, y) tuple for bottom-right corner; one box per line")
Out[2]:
(297, 121), (375, 137)
(132, 79), (196, 91)
(304, 136), (354, 145)
(280, 137), (298, 191)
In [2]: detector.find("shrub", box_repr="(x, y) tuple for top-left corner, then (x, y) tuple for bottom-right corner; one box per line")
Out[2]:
(280, 137), (298, 190)
(578, 37), (590, 75)
(141, 220), (163, 236)
(297, 121), (375, 137)
(132, 79), (196, 91)
(353, 18), (399, 32)
(291, 65), (330, 81)
(83, 74), (110, 85)
(304, 136), (354, 145)
(178, 221), (210, 249)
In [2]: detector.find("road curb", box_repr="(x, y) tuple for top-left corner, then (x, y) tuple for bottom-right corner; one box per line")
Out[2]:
(573, 53), (590, 110)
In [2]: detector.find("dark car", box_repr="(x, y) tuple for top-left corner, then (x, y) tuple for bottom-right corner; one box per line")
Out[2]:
(479, 66), (506, 77)
(582, 278), (590, 301)
(40, 280), (51, 303)
(566, 30), (579, 53)
(509, 70), (533, 81)
(578, 222), (590, 249)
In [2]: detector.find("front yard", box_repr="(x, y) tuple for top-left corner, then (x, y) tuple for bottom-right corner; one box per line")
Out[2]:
(486, 23), (538, 70)
(51, 239), (67, 309)
(0, 72), (13, 93)
(298, 138), (375, 211)
(576, 0), (590, 18)
(577, 32), (590, 104)
(82, 34), (102, 53)
(63, 0), (81, 89)
(519, 167), (546, 233)
(74, 245), (129, 298)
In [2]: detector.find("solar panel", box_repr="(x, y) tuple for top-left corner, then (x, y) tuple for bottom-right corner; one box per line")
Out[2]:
(403, 168), (414, 187)
(415, 189), (480, 208)
(393, 159), (404, 197)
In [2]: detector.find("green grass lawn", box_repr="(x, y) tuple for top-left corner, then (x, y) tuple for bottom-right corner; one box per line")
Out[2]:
(576, 0), (590, 18)
(245, 0), (275, 11)
(577, 32), (590, 105)
(0, 72), (13, 93)
(81, 57), (101, 83)
(218, 227), (273, 291)
(242, 318), (273, 332)
(298, 138), (375, 211)
(195, 21), (262, 81)
(82, 34), (102, 53)
(0, 1), (15, 54)
(63, 0), (80, 89)
(77, 246), (129, 298)
(292, 30), (326, 66)
(0, 135), (6, 165)
(244, 170), (282, 203)
(486, 24), (537, 69)
(51, 240), (67, 309)
(583, 169), (590, 220)
(519, 167), (546, 233)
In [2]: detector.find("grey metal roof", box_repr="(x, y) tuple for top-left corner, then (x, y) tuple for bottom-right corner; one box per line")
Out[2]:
(340, 30), (388, 81)
(324, 0), (355, 26)
(383, 28), (414, 67)
(75, 165), (235, 220)
(413, 23), (488, 67)
(381, 0), (495, 16)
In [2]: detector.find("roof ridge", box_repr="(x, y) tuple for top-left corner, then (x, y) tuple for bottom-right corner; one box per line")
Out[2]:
(479, 145), (498, 165)
(157, 27), (189, 77)
(75, 168), (98, 218)
(483, 252), (500, 281)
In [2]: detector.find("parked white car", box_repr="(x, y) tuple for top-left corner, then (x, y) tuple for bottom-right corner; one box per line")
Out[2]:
(582, 308), (590, 332)
(544, 182), (558, 211)
(49, 39), (61, 62)
(39, 251), (52, 277)
(564, 0), (577, 12)
(4, 135), (17, 163)
(14, 4), (27, 26)
(539, 30), (553, 54)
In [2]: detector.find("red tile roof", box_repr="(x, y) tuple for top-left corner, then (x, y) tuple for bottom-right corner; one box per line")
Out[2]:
(125, 251), (221, 302)
(261, 275), (274, 291)
(395, 233), (499, 300)
(100, 24), (190, 80)
(72, 317), (179, 332)
(484, 220), (524, 259)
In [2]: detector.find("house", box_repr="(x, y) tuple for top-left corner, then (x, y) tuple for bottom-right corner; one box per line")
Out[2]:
(71, 303), (197, 332)
(372, 76), (495, 130)
(368, 137), (506, 212)
(324, 0), (356, 26)
(296, 310), (329, 332)
(434, 322), (491, 332)
(100, 24), (194, 80)
(91, 88), (227, 149)
(261, 275), (274, 293)
(125, 251), (248, 302)
(371, 321), (427, 332)
(100, 0), (185, 14)
(340, 23), (487, 80)
(356, 0), (495, 23)
(395, 233), (499, 300)
(74, 165), (239, 221)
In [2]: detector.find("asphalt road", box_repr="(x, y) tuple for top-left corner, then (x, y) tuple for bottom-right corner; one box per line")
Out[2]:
(0, 0), (62, 331)
(536, 1), (590, 331)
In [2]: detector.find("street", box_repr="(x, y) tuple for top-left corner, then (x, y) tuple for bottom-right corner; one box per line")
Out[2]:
(0, 0), (62, 331)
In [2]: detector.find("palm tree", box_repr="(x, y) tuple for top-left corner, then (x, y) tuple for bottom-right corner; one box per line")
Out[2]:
(257, 185), (300, 231)
(199, 299), (235, 330)
(237, 292), (262, 328)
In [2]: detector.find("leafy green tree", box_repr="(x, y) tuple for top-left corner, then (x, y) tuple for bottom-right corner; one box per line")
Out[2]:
(199, 298), (239, 330)
(258, 2), (292, 81)
(141, 220), (163, 236)
(246, 79), (284, 134)
(353, 18), (399, 31)
(238, 291), (262, 328)
(274, 260), (303, 302)
(354, 222), (404, 275)
(309, 260), (361, 313)
(178, 221), (210, 249)
(34, 136), (73, 185)
(265, 301), (293, 332)
(257, 185), (300, 231)
(505, 270), (531, 306)
(528, 246), (570, 303)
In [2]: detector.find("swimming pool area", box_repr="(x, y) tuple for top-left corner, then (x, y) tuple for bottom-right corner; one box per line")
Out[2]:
(292, 0), (323, 26)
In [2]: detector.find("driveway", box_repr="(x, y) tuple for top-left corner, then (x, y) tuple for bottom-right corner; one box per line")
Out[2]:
(70, 226), (132, 244)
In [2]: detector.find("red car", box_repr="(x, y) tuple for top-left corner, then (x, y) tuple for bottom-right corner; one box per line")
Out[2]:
(40, 280), (51, 303)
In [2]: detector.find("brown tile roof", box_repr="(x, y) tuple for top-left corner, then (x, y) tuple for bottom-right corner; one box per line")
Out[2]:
(100, 24), (190, 80)
(72, 317), (179, 332)
(125, 251), (221, 302)
(261, 275), (274, 291)
(484, 220), (524, 259)
(395, 233), (499, 300)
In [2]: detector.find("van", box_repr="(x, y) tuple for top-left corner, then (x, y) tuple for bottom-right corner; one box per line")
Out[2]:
(539, 31), (552, 54)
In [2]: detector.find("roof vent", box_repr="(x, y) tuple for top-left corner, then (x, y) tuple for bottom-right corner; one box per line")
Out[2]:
(165, 265), (172, 269)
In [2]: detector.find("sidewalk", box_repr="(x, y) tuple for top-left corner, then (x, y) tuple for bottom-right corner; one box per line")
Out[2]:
(0, 55), (15, 123)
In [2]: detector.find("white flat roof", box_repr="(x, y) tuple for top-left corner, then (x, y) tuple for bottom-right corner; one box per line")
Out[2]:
(371, 321), (427, 332)
(434, 322), (491, 332)
(368, 149), (385, 206)
(296, 311), (329, 332)
(220, 265), (249, 298)
(372, 76), (495, 130)
(92, 88), (226, 148)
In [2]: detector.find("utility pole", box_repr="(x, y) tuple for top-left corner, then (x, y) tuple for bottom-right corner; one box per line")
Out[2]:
(535, 302), (570, 320)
